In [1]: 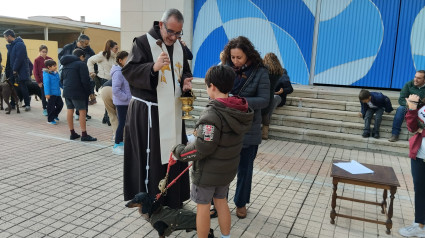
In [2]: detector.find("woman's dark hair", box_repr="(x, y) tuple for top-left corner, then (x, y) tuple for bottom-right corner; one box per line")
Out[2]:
(44, 59), (56, 68)
(116, 51), (129, 67)
(39, 45), (48, 52)
(359, 89), (371, 101)
(222, 36), (263, 67)
(103, 40), (118, 60)
(205, 65), (236, 94)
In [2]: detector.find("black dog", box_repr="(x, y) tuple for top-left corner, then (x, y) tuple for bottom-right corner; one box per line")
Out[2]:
(126, 192), (215, 238)
(0, 79), (20, 114)
(16, 80), (42, 107)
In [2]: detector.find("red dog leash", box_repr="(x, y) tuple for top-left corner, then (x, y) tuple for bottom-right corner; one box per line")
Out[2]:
(156, 154), (192, 201)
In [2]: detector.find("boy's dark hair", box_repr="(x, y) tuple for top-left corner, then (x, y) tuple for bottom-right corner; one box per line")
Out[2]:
(205, 65), (236, 94)
(359, 89), (371, 101)
(44, 59), (56, 68)
(116, 51), (129, 66)
(3, 29), (15, 38)
(39, 45), (48, 52)
(72, 48), (85, 58)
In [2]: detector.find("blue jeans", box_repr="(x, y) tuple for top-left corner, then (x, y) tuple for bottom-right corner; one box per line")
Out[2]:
(262, 95), (282, 126)
(234, 145), (258, 208)
(364, 107), (384, 135)
(115, 105), (128, 144)
(411, 158), (425, 224)
(391, 106), (407, 135)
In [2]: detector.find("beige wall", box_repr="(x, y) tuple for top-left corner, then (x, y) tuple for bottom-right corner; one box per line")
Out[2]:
(83, 28), (121, 54)
(1, 39), (58, 73)
(121, 0), (194, 52)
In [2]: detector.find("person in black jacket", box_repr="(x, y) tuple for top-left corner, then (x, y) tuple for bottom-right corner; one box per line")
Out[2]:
(3, 29), (31, 111)
(60, 49), (97, 142)
(59, 34), (95, 120)
(275, 68), (293, 107)
(358, 89), (393, 139)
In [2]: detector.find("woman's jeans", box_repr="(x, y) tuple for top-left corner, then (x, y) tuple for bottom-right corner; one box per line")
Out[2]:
(115, 105), (128, 144)
(234, 145), (259, 208)
(411, 158), (425, 224)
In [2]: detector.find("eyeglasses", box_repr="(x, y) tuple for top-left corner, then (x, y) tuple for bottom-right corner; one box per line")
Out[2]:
(163, 24), (183, 37)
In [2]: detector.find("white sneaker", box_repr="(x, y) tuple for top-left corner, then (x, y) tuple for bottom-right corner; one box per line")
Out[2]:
(399, 223), (425, 237)
(74, 114), (79, 120)
(112, 143), (124, 155)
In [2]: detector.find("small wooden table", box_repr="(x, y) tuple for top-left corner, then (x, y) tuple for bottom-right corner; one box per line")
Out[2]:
(330, 160), (400, 234)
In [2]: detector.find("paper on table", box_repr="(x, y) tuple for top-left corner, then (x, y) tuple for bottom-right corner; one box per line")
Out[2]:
(334, 160), (374, 174)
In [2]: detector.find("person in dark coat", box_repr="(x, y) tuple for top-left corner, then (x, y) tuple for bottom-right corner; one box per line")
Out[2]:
(121, 9), (192, 209)
(3, 29), (31, 111)
(359, 89), (393, 139)
(220, 36), (270, 219)
(59, 34), (95, 120)
(60, 49), (97, 142)
(275, 69), (293, 107)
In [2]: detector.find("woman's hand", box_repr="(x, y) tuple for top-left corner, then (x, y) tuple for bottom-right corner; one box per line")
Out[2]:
(275, 88), (284, 95)
(416, 128), (423, 134)
(406, 94), (420, 110)
(183, 77), (193, 92)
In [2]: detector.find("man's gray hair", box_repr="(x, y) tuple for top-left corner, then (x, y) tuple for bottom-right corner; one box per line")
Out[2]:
(161, 9), (184, 24)
(78, 34), (90, 42)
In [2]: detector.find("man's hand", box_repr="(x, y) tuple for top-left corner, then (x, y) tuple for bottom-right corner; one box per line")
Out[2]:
(45, 95), (50, 100)
(183, 77), (193, 92)
(89, 72), (96, 79)
(275, 88), (284, 95)
(38, 83), (43, 88)
(358, 112), (362, 118)
(153, 52), (170, 72)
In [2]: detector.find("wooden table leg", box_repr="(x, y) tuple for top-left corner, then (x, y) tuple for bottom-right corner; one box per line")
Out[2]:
(381, 189), (387, 214)
(330, 178), (338, 224)
(386, 187), (397, 234)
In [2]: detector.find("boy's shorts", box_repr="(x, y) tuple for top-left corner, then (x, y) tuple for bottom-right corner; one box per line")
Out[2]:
(190, 183), (229, 204)
(65, 98), (86, 111)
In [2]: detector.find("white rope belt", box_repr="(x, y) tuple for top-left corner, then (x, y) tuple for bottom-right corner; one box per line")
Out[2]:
(132, 96), (158, 193)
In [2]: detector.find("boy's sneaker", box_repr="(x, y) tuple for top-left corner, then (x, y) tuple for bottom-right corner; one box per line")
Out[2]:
(112, 142), (124, 155)
(54, 117), (60, 121)
(47, 121), (57, 125)
(81, 135), (97, 142)
(362, 132), (370, 138)
(75, 114), (79, 120)
(399, 223), (425, 237)
(25, 106), (31, 111)
(70, 133), (81, 140)
(43, 109), (48, 116)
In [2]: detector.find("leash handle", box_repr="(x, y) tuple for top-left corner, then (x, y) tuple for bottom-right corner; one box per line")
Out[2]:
(155, 159), (192, 201)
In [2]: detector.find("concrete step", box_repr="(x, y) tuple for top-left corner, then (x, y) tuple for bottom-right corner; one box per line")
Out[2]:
(274, 106), (403, 127)
(270, 115), (410, 141)
(268, 125), (409, 156)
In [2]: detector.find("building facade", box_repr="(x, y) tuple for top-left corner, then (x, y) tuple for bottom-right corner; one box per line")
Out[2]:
(121, 0), (425, 89)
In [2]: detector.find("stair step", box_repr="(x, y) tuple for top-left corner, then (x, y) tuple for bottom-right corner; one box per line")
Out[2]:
(268, 125), (409, 156)
(270, 115), (410, 140)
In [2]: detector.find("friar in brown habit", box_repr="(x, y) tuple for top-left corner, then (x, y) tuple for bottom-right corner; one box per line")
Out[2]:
(121, 8), (192, 209)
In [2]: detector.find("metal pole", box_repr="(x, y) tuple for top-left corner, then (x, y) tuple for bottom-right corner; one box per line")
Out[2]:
(309, 0), (322, 85)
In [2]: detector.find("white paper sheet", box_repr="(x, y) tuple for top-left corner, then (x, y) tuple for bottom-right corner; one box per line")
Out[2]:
(334, 160), (374, 174)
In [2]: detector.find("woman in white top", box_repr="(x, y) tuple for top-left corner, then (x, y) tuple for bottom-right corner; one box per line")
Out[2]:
(87, 40), (119, 122)
(88, 40), (119, 91)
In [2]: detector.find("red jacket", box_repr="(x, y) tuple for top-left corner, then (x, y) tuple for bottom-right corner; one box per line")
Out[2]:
(33, 55), (52, 84)
(405, 109), (424, 159)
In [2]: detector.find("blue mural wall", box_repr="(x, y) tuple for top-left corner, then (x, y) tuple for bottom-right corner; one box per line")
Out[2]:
(192, 0), (425, 89)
